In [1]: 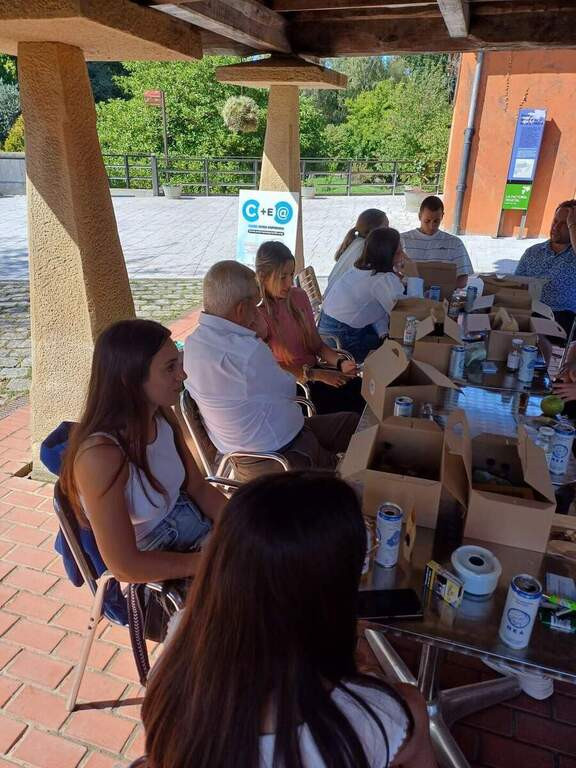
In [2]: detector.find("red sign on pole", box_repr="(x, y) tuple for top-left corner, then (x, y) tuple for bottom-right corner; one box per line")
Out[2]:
(144, 90), (164, 107)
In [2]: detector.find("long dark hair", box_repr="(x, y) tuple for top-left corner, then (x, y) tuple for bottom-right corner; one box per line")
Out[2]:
(355, 227), (401, 275)
(142, 471), (410, 768)
(334, 208), (388, 262)
(60, 319), (185, 524)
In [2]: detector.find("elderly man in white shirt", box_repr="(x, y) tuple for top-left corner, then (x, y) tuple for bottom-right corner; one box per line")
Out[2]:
(184, 261), (359, 482)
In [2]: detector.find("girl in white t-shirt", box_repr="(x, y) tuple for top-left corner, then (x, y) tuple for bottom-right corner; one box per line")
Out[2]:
(142, 471), (435, 768)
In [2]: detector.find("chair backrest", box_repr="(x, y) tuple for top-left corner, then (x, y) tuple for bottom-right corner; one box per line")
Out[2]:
(296, 265), (322, 321)
(176, 389), (218, 477)
(53, 481), (100, 594)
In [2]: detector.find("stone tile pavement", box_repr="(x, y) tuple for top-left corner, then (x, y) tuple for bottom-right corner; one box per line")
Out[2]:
(0, 311), (572, 768)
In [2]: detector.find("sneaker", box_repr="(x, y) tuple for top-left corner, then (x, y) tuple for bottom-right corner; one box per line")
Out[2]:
(483, 658), (554, 700)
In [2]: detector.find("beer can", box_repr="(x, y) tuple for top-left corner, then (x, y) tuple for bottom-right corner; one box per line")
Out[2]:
(499, 574), (542, 649)
(517, 344), (538, 383)
(448, 345), (467, 380)
(429, 285), (441, 302)
(394, 396), (413, 417)
(403, 315), (418, 346)
(549, 423), (576, 475)
(375, 503), (404, 568)
(465, 285), (478, 313)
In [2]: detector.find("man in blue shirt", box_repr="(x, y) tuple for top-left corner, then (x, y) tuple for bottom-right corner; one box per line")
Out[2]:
(516, 200), (576, 336)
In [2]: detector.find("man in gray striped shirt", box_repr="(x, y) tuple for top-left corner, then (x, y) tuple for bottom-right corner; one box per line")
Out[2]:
(402, 195), (473, 288)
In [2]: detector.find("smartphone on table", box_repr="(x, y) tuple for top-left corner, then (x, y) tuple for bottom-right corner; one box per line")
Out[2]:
(357, 589), (423, 622)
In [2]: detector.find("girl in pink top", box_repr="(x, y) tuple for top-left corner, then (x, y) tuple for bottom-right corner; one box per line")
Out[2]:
(255, 241), (364, 415)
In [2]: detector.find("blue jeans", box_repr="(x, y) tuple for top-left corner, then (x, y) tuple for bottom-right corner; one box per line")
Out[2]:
(318, 311), (382, 364)
(138, 493), (212, 553)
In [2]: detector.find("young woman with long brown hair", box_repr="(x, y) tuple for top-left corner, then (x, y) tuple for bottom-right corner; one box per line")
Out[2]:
(255, 241), (365, 415)
(325, 208), (389, 298)
(59, 319), (225, 584)
(319, 228), (406, 363)
(142, 471), (435, 768)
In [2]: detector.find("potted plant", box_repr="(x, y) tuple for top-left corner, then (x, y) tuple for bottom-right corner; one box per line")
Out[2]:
(162, 181), (183, 199)
(222, 96), (259, 134)
(301, 173), (316, 199)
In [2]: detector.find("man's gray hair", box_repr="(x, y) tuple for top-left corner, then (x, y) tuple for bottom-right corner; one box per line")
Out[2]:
(203, 260), (258, 317)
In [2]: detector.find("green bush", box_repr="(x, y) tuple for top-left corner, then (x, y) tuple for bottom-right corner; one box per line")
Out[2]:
(3, 113), (24, 152)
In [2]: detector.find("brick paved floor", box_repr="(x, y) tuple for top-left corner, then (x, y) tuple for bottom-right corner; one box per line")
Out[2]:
(0, 309), (572, 768)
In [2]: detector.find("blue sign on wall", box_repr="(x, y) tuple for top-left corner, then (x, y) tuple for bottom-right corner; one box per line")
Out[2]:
(506, 108), (546, 183)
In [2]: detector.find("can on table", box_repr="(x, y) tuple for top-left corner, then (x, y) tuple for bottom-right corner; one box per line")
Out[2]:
(517, 344), (538, 383)
(506, 338), (524, 372)
(428, 285), (441, 302)
(448, 345), (467, 380)
(375, 502), (404, 568)
(549, 423), (576, 475)
(403, 315), (418, 346)
(535, 426), (555, 464)
(465, 285), (478, 313)
(499, 574), (542, 649)
(394, 396), (413, 417)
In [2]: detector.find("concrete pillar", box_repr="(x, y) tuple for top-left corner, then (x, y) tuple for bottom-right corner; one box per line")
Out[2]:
(17, 42), (135, 466)
(259, 85), (304, 272)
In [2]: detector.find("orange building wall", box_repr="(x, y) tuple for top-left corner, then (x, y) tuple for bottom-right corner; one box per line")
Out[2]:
(443, 51), (576, 238)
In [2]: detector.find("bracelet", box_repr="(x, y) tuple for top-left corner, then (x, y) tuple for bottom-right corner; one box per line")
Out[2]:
(336, 357), (346, 372)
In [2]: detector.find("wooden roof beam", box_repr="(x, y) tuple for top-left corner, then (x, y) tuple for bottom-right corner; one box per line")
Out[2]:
(437, 0), (469, 37)
(151, 0), (291, 53)
(272, 0), (434, 9)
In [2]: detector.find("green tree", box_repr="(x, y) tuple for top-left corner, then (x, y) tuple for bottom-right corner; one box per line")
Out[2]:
(0, 55), (17, 85)
(87, 62), (126, 103)
(3, 114), (24, 152)
(0, 83), (20, 145)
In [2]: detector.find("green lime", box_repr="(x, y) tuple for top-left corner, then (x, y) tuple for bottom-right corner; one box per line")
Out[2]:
(541, 395), (564, 417)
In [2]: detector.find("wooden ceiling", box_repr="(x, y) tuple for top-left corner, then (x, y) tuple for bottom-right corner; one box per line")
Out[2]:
(136, 0), (576, 57)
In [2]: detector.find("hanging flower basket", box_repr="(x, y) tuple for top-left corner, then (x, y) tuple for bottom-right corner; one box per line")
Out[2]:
(221, 96), (259, 133)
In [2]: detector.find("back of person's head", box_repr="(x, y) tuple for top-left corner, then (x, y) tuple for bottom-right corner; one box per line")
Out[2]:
(355, 227), (401, 274)
(557, 199), (576, 211)
(60, 319), (174, 521)
(143, 471), (403, 768)
(255, 241), (294, 298)
(334, 208), (389, 262)
(419, 195), (444, 215)
(203, 260), (257, 318)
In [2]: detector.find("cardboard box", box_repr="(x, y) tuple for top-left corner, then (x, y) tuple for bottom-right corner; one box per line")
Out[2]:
(479, 273), (548, 303)
(413, 260), (458, 300)
(412, 315), (463, 375)
(468, 429), (555, 552)
(389, 297), (446, 340)
(339, 417), (445, 528)
(362, 340), (456, 420)
(466, 310), (565, 360)
(471, 293), (557, 321)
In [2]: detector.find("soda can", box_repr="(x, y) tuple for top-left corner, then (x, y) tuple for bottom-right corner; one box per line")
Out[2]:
(465, 285), (478, 313)
(448, 345), (467, 380)
(499, 574), (542, 649)
(429, 285), (441, 302)
(517, 344), (538, 383)
(394, 396), (413, 417)
(375, 502), (404, 568)
(403, 315), (418, 346)
(535, 426), (555, 464)
(549, 423), (576, 475)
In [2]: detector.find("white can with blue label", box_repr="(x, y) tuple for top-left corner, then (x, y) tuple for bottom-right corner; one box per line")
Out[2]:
(375, 502), (404, 568)
(517, 344), (538, 383)
(499, 574), (542, 649)
(549, 423), (576, 475)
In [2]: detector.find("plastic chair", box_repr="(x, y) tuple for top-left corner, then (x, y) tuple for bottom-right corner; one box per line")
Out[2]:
(176, 389), (316, 480)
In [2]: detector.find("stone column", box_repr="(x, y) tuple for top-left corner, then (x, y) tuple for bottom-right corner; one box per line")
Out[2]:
(259, 85), (304, 272)
(18, 42), (135, 466)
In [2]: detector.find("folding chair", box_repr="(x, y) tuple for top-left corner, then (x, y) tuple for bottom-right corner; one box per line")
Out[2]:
(176, 389), (316, 480)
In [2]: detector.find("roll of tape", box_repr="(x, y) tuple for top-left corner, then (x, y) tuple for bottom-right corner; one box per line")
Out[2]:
(450, 545), (502, 597)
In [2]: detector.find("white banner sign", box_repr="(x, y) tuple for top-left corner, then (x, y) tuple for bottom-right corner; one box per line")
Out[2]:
(236, 190), (299, 267)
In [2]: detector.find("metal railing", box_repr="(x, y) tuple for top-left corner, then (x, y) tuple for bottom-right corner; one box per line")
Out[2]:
(101, 153), (444, 196)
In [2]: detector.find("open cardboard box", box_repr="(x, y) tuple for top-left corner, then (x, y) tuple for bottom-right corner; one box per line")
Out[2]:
(471, 292), (557, 321)
(389, 297), (446, 340)
(339, 416), (446, 528)
(444, 414), (556, 552)
(479, 274), (548, 303)
(362, 340), (456, 419)
(412, 314), (463, 375)
(466, 309), (565, 360)
(413, 260), (458, 301)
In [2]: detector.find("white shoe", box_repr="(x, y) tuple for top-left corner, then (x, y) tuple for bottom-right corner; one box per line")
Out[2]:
(483, 658), (554, 700)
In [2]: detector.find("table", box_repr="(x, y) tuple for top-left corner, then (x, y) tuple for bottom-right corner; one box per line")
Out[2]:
(362, 517), (576, 768)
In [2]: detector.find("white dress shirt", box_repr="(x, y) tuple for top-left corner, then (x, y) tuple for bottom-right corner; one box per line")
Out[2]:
(322, 267), (405, 336)
(184, 313), (304, 454)
(401, 228), (473, 276)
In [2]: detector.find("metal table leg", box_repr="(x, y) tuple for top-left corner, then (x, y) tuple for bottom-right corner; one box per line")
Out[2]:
(365, 629), (521, 768)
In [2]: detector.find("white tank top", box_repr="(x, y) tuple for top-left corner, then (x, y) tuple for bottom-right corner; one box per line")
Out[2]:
(87, 416), (186, 542)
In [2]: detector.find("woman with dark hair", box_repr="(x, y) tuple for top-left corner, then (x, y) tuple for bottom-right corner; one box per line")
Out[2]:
(255, 241), (365, 415)
(60, 319), (225, 584)
(142, 471), (434, 768)
(318, 228), (406, 362)
(325, 208), (389, 298)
